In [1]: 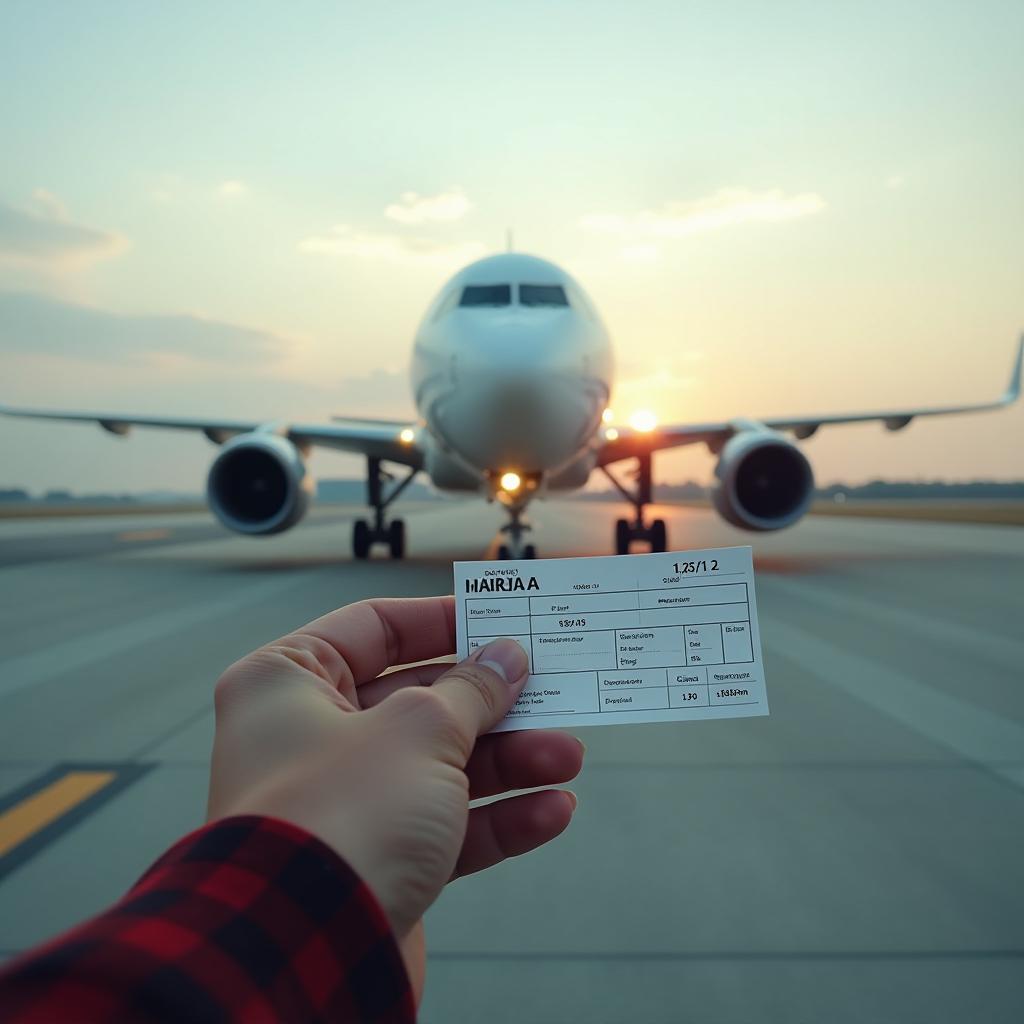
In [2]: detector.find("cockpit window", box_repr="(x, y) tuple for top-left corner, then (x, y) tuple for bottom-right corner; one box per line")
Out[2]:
(519, 284), (569, 307)
(459, 284), (511, 307)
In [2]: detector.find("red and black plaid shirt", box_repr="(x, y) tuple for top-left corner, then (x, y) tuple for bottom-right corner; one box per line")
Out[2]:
(0, 816), (414, 1022)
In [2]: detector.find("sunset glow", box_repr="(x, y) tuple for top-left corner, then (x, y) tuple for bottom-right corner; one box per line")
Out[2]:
(0, 4), (1020, 492)
(628, 410), (658, 433)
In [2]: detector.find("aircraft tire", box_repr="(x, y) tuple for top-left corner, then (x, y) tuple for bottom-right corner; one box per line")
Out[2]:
(523, 544), (537, 560)
(650, 518), (667, 552)
(388, 519), (406, 559)
(352, 519), (371, 560)
(497, 544), (511, 560)
(614, 518), (630, 555)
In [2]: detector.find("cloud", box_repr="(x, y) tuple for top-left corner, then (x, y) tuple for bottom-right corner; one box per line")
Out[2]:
(581, 188), (826, 239)
(885, 175), (906, 190)
(0, 290), (289, 364)
(27, 188), (68, 220)
(218, 179), (249, 199)
(0, 192), (128, 269)
(298, 224), (485, 265)
(384, 189), (472, 225)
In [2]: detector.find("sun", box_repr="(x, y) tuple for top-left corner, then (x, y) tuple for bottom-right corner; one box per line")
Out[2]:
(628, 409), (658, 433)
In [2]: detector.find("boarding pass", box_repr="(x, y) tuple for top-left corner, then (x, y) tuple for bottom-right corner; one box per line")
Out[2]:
(454, 546), (769, 732)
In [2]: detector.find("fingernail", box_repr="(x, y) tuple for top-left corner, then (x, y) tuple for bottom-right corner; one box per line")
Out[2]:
(474, 637), (528, 683)
(565, 791), (578, 811)
(574, 736), (587, 755)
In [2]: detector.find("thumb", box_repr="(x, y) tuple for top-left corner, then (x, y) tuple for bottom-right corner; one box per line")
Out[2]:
(424, 638), (529, 758)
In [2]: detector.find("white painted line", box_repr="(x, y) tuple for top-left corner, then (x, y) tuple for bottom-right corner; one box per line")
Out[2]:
(0, 575), (303, 700)
(765, 576), (1024, 669)
(762, 615), (1024, 789)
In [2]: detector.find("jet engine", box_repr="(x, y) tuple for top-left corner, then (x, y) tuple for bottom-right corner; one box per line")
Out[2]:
(207, 433), (314, 535)
(712, 430), (814, 531)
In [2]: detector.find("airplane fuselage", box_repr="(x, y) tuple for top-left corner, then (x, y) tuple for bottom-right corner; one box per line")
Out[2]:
(411, 253), (613, 499)
(5, 248), (1018, 560)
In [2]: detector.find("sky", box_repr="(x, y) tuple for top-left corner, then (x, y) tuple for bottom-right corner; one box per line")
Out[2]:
(1, 0), (1022, 493)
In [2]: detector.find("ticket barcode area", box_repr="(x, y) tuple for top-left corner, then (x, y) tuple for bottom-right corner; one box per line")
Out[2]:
(454, 546), (769, 733)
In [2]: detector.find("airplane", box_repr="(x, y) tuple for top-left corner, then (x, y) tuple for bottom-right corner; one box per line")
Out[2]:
(2, 252), (1021, 559)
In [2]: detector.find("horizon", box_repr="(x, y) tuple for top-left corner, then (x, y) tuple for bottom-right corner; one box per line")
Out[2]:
(5, 476), (1024, 504)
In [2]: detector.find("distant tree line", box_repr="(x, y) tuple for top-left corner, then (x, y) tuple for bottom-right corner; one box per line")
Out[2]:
(583, 479), (1024, 502)
(3, 478), (1023, 506)
(0, 488), (161, 505)
(818, 480), (1024, 500)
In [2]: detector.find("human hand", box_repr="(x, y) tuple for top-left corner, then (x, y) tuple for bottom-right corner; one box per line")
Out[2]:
(206, 596), (583, 997)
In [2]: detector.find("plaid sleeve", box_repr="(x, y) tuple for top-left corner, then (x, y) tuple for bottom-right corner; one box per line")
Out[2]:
(0, 816), (415, 1023)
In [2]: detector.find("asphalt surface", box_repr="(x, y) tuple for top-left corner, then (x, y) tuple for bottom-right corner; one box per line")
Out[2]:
(1, 499), (1022, 1023)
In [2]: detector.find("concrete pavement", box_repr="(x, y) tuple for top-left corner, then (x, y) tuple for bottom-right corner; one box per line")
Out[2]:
(0, 499), (1022, 1022)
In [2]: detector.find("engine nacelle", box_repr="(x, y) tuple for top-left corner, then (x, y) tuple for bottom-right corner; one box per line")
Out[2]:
(712, 431), (814, 531)
(207, 433), (314, 535)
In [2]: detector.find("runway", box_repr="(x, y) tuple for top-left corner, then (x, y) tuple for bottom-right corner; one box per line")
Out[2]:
(1, 499), (1023, 1023)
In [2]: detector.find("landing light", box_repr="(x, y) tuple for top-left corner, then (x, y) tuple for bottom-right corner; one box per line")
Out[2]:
(602, 408), (615, 424)
(398, 427), (415, 444)
(605, 427), (619, 441)
(500, 471), (522, 492)
(628, 409), (658, 433)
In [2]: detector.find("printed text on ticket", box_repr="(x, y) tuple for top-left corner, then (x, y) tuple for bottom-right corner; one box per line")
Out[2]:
(454, 546), (769, 732)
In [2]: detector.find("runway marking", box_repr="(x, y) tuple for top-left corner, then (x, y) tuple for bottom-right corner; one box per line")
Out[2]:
(0, 763), (153, 879)
(0, 772), (114, 858)
(761, 615), (1024, 791)
(764, 575), (1024, 668)
(0, 574), (305, 701)
(116, 529), (171, 543)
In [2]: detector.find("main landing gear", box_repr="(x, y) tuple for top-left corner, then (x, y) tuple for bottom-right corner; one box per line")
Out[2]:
(601, 454), (668, 555)
(352, 456), (417, 560)
(497, 506), (537, 560)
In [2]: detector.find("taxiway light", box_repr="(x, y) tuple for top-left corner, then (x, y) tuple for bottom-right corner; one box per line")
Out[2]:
(399, 428), (415, 444)
(628, 409), (658, 433)
(500, 471), (522, 492)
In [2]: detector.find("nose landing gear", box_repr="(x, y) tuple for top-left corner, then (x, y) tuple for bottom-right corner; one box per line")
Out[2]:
(496, 507), (537, 559)
(352, 456), (417, 560)
(602, 454), (668, 554)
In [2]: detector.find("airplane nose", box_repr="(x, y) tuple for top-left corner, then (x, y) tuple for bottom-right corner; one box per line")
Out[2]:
(455, 318), (574, 375)
(429, 314), (606, 473)
(438, 365), (601, 473)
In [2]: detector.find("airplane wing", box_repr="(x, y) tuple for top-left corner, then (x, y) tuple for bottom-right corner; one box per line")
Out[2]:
(598, 335), (1023, 465)
(0, 405), (424, 468)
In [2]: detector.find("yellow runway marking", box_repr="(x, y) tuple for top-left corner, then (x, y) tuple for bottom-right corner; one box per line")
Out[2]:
(0, 771), (115, 857)
(117, 529), (171, 542)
